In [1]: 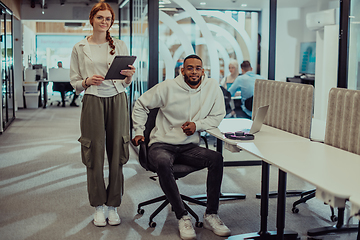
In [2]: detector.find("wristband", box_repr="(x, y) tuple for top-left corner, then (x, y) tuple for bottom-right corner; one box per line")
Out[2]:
(84, 77), (89, 87)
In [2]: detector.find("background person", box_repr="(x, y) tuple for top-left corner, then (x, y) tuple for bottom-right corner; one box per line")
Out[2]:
(228, 60), (264, 118)
(70, 1), (135, 227)
(132, 55), (231, 240)
(220, 59), (240, 118)
(52, 61), (79, 107)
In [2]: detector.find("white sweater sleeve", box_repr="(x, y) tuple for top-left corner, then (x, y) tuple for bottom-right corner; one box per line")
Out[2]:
(70, 47), (86, 95)
(194, 84), (226, 131)
(132, 84), (164, 136)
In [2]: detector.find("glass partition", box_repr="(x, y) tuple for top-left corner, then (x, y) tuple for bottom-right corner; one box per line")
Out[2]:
(1, 7), (14, 132)
(159, 0), (260, 84)
(348, 0), (360, 90)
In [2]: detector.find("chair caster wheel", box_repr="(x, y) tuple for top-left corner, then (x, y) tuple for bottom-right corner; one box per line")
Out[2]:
(330, 215), (338, 222)
(195, 221), (203, 228)
(149, 221), (156, 228)
(292, 207), (299, 213)
(137, 208), (144, 215)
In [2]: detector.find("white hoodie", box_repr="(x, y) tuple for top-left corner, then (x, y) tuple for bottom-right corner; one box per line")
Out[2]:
(132, 74), (226, 146)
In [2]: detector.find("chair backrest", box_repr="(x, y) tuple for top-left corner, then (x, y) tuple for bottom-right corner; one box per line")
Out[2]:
(138, 108), (159, 171)
(253, 79), (314, 138)
(48, 68), (70, 81)
(137, 108), (204, 178)
(220, 86), (232, 114)
(325, 88), (360, 155)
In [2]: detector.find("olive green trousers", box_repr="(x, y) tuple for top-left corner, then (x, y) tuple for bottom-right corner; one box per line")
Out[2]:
(78, 92), (130, 207)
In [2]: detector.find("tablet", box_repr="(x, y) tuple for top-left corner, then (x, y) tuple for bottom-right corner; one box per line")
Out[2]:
(104, 56), (137, 80)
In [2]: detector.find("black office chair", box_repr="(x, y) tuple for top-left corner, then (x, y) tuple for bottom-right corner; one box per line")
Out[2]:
(136, 108), (207, 228)
(52, 82), (74, 106)
(220, 86), (232, 115)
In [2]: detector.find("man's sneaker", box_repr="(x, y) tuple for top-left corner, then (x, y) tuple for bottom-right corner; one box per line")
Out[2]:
(178, 215), (196, 240)
(107, 206), (121, 226)
(93, 206), (106, 227)
(203, 213), (231, 236)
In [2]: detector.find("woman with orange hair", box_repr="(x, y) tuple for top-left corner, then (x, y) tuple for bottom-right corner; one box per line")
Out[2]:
(70, 1), (135, 227)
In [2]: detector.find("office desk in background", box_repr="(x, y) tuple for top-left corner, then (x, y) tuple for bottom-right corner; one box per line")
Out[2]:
(207, 118), (359, 239)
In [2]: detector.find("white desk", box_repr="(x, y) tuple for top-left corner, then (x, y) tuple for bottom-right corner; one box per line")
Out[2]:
(207, 118), (360, 239)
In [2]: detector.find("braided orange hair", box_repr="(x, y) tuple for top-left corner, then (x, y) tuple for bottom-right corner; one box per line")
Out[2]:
(89, 1), (116, 55)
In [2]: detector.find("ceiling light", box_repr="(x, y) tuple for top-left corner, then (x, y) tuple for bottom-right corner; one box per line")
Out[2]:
(241, 4), (247, 7)
(200, 2), (206, 5)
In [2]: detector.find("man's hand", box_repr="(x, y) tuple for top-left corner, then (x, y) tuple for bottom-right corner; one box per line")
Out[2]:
(132, 135), (145, 146)
(181, 122), (196, 136)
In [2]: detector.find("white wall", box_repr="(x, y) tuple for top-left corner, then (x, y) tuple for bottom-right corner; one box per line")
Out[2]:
(275, 8), (303, 82)
(22, 24), (36, 68)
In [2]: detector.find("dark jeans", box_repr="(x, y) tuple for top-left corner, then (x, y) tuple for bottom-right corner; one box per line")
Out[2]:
(148, 142), (223, 219)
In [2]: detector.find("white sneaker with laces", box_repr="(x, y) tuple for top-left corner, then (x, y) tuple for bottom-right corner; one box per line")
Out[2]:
(203, 213), (231, 236)
(93, 206), (106, 227)
(107, 206), (121, 226)
(178, 215), (196, 240)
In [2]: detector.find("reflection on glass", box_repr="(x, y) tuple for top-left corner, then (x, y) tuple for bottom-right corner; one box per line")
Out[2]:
(159, 0), (259, 85)
(1, 10), (14, 131)
(348, 0), (360, 90)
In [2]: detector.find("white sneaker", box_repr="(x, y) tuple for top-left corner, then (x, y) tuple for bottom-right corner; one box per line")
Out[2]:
(93, 206), (106, 227)
(203, 213), (231, 236)
(178, 215), (196, 240)
(107, 206), (121, 226)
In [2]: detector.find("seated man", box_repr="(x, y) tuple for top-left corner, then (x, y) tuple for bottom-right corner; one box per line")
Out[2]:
(53, 61), (79, 107)
(132, 55), (230, 240)
(228, 60), (264, 118)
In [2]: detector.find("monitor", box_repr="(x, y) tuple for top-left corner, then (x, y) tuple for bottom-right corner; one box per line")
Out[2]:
(32, 64), (43, 69)
(299, 42), (316, 75)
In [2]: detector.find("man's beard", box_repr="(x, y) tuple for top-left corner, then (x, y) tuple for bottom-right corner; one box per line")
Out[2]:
(184, 74), (201, 86)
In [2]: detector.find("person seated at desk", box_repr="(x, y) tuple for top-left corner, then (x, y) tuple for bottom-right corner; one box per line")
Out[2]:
(220, 59), (239, 118)
(53, 61), (79, 107)
(132, 54), (231, 240)
(228, 60), (264, 118)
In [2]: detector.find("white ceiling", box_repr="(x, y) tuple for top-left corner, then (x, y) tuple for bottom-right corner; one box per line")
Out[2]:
(23, 0), (321, 10)
(165, 0), (320, 11)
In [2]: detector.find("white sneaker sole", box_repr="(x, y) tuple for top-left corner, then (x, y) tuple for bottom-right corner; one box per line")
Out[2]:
(203, 221), (230, 237)
(108, 218), (121, 226)
(93, 220), (106, 227)
(179, 232), (196, 240)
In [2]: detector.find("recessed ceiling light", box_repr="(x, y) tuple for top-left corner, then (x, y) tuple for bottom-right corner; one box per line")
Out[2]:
(200, 2), (206, 5)
(241, 4), (247, 7)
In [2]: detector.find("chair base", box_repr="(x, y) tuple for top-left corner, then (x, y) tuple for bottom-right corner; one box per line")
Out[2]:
(191, 192), (246, 202)
(137, 194), (206, 228)
(291, 189), (338, 222)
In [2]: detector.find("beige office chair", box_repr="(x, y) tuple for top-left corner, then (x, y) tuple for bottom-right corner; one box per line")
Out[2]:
(304, 87), (360, 237)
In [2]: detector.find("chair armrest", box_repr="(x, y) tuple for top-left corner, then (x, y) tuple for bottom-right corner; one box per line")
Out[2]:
(138, 140), (149, 171)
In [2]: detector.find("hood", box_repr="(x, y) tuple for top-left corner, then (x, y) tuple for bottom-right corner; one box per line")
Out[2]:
(174, 73), (209, 93)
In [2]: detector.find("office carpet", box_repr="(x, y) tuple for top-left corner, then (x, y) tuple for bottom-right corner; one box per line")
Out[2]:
(0, 105), (357, 240)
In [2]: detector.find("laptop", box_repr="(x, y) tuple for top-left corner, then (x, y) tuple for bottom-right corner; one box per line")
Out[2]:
(242, 105), (269, 134)
(222, 105), (269, 140)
